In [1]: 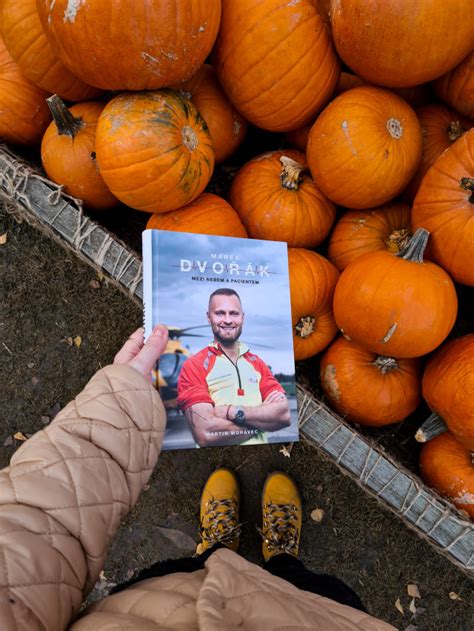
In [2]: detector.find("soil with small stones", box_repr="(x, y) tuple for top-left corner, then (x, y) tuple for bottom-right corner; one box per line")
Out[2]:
(1, 209), (472, 630)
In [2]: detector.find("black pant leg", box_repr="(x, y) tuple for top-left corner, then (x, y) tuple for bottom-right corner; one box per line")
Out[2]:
(264, 553), (367, 612)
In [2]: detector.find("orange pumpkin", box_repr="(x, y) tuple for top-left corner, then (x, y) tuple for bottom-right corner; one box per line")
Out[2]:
(328, 202), (412, 271)
(307, 86), (422, 209)
(41, 96), (118, 210)
(404, 104), (472, 202)
(330, 0), (474, 88)
(175, 64), (247, 164)
(288, 248), (339, 361)
(1, 0), (101, 101)
(420, 432), (474, 519)
(213, 0), (340, 132)
(0, 38), (51, 145)
(435, 51), (474, 120)
(285, 72), (366, 152)
(36, 0), (221, 90)
(146, 193), (247, 238)
(333, 229), (458, 358)
(320, 336), (421, 426)
(422, 335), (474, 452)
(412, 128), (474, 286)
(95, 90), (215, 214)
(229, 150), (336, 248)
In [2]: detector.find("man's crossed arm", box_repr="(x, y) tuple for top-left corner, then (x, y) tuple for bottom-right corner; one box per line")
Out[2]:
(183, 391), (291, 447)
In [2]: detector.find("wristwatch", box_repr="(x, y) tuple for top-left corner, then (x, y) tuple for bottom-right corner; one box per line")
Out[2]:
(233, 407), (247, 427)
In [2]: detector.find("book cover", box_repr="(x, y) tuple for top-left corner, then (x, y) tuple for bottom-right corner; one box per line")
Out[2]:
(143, 229), (298, 450)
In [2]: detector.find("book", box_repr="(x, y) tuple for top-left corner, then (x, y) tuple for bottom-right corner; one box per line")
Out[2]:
(142, 229), (298, 450)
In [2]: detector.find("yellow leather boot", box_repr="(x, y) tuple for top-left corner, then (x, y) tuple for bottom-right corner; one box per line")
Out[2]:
(260, 471), (302, 562)
(196, 468), (241, 555)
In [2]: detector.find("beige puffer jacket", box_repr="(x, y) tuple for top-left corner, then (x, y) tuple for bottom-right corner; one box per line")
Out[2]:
(0, 364), (396, 630)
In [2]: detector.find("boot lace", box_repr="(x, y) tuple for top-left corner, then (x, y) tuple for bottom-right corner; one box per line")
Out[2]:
(200, 498), (241, 546)
(258, 502), (300, 555)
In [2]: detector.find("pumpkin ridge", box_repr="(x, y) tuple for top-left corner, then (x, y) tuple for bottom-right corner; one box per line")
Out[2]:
(234, 32), (320, 113)
(216, 1), (286, 69)
(229, 11), (313, 87)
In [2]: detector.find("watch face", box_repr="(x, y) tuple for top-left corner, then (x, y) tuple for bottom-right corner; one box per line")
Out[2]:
(234, 408), (246, 425)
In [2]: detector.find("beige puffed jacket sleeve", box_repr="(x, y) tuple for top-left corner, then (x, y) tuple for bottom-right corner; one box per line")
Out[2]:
(0, 364), (166, 631)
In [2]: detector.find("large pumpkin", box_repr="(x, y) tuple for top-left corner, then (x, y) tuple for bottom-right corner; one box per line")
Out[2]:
(36, 0), (221, 91)
(229, 150), (336, 248)
(328, 202), (412, 272)
(307, 87), (422, 209)
(0, 38), (51, 145)
(422, 335), (474, 452)
(330, 0), (474, 88)
(320, 336), (421, 426)
(333, 229), (458, 358)
(1, 0), (100, 101)
(41, 96), (118, 210)
(412, 128), (474, 286)
(146, 193), (247, 238)
(288, 248), (339, 361)
(95, 90), (215, 214)
(435, 51), (474, 120)
(420, 432), (474, 519)
(404, 104), (472, 202)
(175, 64), (247, 164)
(213, 0), (340, 132)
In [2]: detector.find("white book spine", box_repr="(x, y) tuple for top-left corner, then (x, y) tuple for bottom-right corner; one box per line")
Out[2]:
(142, 229), (155, 340)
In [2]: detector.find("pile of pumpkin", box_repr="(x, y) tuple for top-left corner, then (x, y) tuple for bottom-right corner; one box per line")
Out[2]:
(1, 0), (473, 519)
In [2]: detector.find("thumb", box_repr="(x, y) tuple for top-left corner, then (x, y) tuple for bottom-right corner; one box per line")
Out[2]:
(130, 325), (169, 377)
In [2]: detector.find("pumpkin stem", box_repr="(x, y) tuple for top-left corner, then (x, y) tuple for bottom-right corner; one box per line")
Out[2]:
(396, 228), (429, 263)
(182, 125), (198, 151)
(386, 118), (403, 139)
(280, 156), (305, 190)
(372, 355), (398, 374)
(385, 228), (411, 253)
(294, 316), (315, 338)
(415, 412), (447, 443)
(46, 94), (84, 138)
(460, 177), (474, 203)
(447, 120), (465, 142)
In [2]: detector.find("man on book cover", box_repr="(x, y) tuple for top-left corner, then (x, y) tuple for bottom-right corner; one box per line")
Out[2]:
(177, 288), (291, 447)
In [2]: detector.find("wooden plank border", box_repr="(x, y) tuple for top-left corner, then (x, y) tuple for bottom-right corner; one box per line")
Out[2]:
(2, 144), (472, 575)
(0, 145), (143, 305)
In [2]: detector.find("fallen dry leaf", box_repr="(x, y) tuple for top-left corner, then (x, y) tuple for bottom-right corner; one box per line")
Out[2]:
(63, 336), (73, 346)
(0, 233), (7, 245)
(407, 584), (421, 599)
(73, 336), (82, 348)
(156, 526), (196, 552)
(13, 432), (28, 442)
(409, 598), (417, 615)
(395, 598), (404, 615)
(89, 279), (101, 289)
(27, 362), (34, 369)
(449, 592), (462, 601)
(279, 444), (292, 458)
(310, 508), (324, 523)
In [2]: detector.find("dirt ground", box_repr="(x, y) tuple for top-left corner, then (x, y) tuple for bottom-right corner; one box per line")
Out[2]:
(1, 208), (473, 630)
